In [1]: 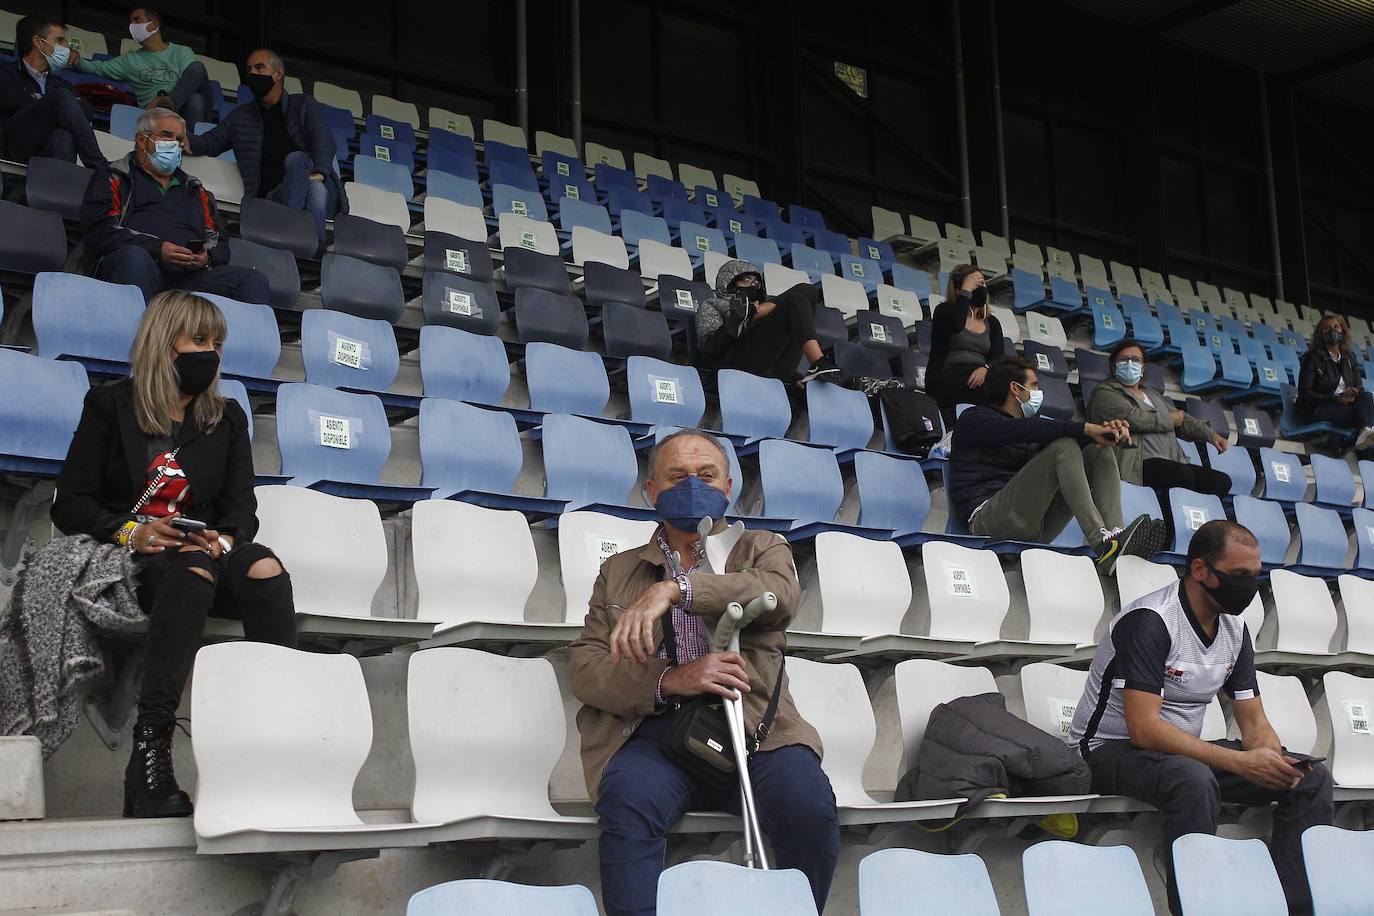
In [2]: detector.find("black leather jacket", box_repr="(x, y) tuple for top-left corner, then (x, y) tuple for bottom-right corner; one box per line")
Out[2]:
(1296, 348), (1363, 415)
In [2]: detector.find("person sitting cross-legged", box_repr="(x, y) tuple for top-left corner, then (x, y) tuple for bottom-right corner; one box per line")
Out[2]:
(948, 355), (1169, 573)
(70, 7), (215, 126)
(0, 15), (107, 168)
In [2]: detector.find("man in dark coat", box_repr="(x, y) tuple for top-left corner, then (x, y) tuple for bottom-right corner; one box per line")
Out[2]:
(189, 49), (346, 256)
(0, 15), (107, 167)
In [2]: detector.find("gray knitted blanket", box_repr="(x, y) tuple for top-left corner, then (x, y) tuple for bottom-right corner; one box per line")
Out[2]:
(0, 535), (145, 757)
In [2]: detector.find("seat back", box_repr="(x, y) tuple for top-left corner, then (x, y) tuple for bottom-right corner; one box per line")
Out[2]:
(498, 213), (559, 256)
(784, 658), (878, 807)
(1321, 671), (1374, 787)
(542, 414), (638, 509)
(819, 274), (868, 320)
(1023, 842), (1153, 916)
(24, 156), (94, 222)
(624, 356), (704, 427)
(1255, 671), (1318, 754)
(717, 369), (790, 443)
(557, 511), (660, 624)
(656, 862), (818, 916)
(1301, 825), (1374, 915)
(1310, 453), (1357, 507)
(806, 381), (873, 453)
(636, 240), (692, 281)
(814, 531), (911, 637)
(421, 271), (501, 335)
(33, 273), (144, 362)
(406, 880), (597, 916)
(341, 182), (410, 231)
(893, 659), (997, 770)
(320, 253), (404, 323)
(858, 848), (998, 916)
(229, 238), (301, 311)
(1294, 502), (1350, 569)
(1173, 835), (1287, 916)
(1206, 442), (1256, 496)
(603, 302), (672, 360)
(583, 262), (644, 311)
(274, 382), (391, 485)
(239, 196), (318, 260)
(1021, 549), (1104, 645)
(1259, 447), (1307, 503)
(1168, 487), (1228, 553)
(1232, 494), (1291, 566)
(300, 309), (399, 394)
(191, 643), (370, 837)
(921, 541), (1009, 642)
(423, 197), (487, 242)
(418, 398), (523, 500)
(1269, 568), (1338, 655)
(418, 325), (509, 405)
(0, 349), (90, 466)
(513, 287), (589, 349)
(757, 440), (843, 527)
(524, 342), (610, 416)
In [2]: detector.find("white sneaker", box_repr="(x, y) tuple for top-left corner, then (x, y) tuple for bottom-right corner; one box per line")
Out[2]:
(1357, 427), (1374, 451)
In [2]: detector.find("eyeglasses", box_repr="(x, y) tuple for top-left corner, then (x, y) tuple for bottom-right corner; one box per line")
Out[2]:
(1114, 357), (1144, 366)
(733, 276), (760, 288)
(143, 129), (187, 143)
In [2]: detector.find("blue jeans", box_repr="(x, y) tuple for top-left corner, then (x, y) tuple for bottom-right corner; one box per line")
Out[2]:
(165, 61), (214, 127)
(1, 85), (106, 167)
(94, 246), (271, 304)
(266, 150), (337, 255)
(595, 710), (840, 916)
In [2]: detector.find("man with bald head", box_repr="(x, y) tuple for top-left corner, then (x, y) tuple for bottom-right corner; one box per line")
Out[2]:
(1068, 520), (1333, 914)
(190, 49), (346, 255)
(568, 429), (839, 915)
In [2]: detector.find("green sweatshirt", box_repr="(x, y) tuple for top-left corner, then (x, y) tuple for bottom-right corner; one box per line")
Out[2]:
(78, 43), (194, 106)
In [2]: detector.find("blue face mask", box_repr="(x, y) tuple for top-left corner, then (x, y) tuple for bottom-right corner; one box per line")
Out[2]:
(147, 138), (182, 175)
(1015, 383), (1043, 417)
(654, 475), (730, 532)
(1114, 360), (1143, 386)
(40, 37), (70, 69)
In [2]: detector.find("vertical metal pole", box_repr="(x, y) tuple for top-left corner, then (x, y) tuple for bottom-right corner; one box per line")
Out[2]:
(1258, 71), (1284, 300)
(515, 0), (529, 138)
(988, 0), (1009, 241)
(951, 0), (973, 228)
(570, 0), (583, 152)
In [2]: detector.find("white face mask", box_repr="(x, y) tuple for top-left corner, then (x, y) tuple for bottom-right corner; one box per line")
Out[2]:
(129, 21), (158, 43)
(1014, 382), (1044, 417)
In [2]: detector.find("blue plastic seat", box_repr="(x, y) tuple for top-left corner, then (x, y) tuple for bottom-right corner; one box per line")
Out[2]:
(418, 325), (509, 408)
(1233, 494), (1291, 567)
(525, 342), (610, 420)
(1023, 341), (1068, 379)
(557, 196), (612, 236)
(583, 261), (645, 309)
(417, 399), (564, 519)
(332, 213), (408, 272)
(833, 340), (892, 381)
(1179, 341), (1221, 392)
(645, 174), (686, 205)
(540, 413), (653, 520)
(425, 169), (484, 208)
(1023, 842), (1152, 916)
(1012, 269), (1049, 313)
(742, 195), (782, 224)
(317, 102), (355, 138)
(592, 162), (636, 197)
(1123, 303), (1166, 350)
(1166, 488), (1227, 556)
(1251, 357), (1286, 398)
(24, 156), (94, 222)
(837, 254), (880, 292)
(1173, 834), (1286, 916)
(856, 313), (907, 357)
(109, 103), (141, 140)
(1311, 453), (1357, 515)
(491, 183), (549, 221)
(407, 878), (597, 916)
(602, 301), (671, 360)
(859, 848), (998, 916)
(420, 272), (500, 335)
(813, 305), (848, 351)
(512, 287), (588, 350)
(890, 263), (933, 302)
(787, 203), (825, 235)
(0, 348), (90, 477)
(731, 233), (782, 270)
(619, 209), (671, 253)
(624, 356), (705, 429)
(659, 197), (705, 232)
(423, 232), (493, 282)
(547, 178), (596, 212)
(1121, 480), (1165, 525)
(1280, 383), (1352, 441)
(483, 139), (528, 167)
(789, 244), (833, 284)
(806, 381), (874, 461)
(655, 275), (711, 324)
(756, 439), (889, 541)
(274, 382), (432, 503)
(539, 150), (585, 184)
(856, 237), (896, 272)
(763, 219), (808, 250)
(678, 220), (728, 271)
(320, 254), (404, 323)
(1302, 826), (1374, 915)
(300, 309), (401, 399)
(657, 861), (817, 916)
(363, 113), (415, 149)
(811, 228), (851, 261)
(229, 238), (301, 312)
(489, 160), (539, 194)
(716, 369), (790, 452)
(503, 247), (572, 296)
(0, 201), (68, 276)
(238, 196), (318, 260)
(32, 273), (143, 373)
(1205, 442), (1255, 497)
(1232, 405), (1276, 449)
(1091, 298), (1126, 349)
(427, 140), (480, 182)
(606, 185), (654, 222)
(202, 294), (280, 389)
(851, 451), (937, 544)
(357, 133), (414, 171)
(1038, 375), (1075, 421)
(712, 204), (756, 238)
(1351, 508), (1374, 574)
(1292, 502), (1349, 575)
(1259, 446), (1307, 505)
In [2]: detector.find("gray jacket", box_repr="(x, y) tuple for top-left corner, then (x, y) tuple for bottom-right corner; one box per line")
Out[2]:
(1088, 378), (1215, 485)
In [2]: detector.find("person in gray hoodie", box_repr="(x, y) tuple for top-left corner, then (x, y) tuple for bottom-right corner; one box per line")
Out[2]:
(695, 259), (839, 386)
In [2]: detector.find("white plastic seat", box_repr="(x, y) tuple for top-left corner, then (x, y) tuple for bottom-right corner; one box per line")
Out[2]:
(372, 94), (420, 128)
(314, 81), (363, 117)
(1012, 249), (1044, 274)
(935, 239), (970, 274)
(785, 657), (962, 825)
(971, 245), (1006, 276)
(1336, 574), (1374, 662)
(870, 206), (906, 243)
(422, 197), (487, 242)
(1109, 261), (1143, 297)
(1023, 842), (1153, 916)
(557, 511), (659, 625)
(875, 284), (920, 330)
(284, 76), (304, 95)
(632, 152), (674, 182)
(677, 163), (717, 193)
(805, 532), (910, 654)
(636, 239), (692, 281)
(344, 181), (411, 232)
(657, 861), (817, 916)
(570, 226), (629, 270)
(1321, 671), (1374, 790)
(94, 130), (135, 161)
(907, 215), (941, 244)
(819, 274), (868, 322)
(989, 304), (1020, 342)
(1021, 548), (1103, 649)
(702, 250), (731, 285)
(1173, 835), (1286, 916)
(1253, 671), (1317, 754)
(1116, 556), (1263, 646)
(429, 107), (475, 137)
(534, 130), (578, 158)
(584, 142), (625, 169)
(859, 847), (999, 916)
(181, 155), (244, 205)
(192, 642), (432, 853)
(482, 118), (527, 150)
(195, 54), (240, 93)
(763, 263), (811, 295)
(1045, 246), (1076, 282)
(1259, 569), (1338, 666)
(1024, 310), (1069, 351)
(722, 173), (760, 206)
(412, 501), (580, 648)
(1078, 254), (1111, 291)
(978, 231), (1010, 257)
(497, 212), (559, 256)
(943, 223), (975, 247)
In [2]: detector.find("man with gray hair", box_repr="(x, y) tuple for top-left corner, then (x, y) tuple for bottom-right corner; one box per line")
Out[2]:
(80, 108), (269, 304)
(190, 49), (346, 256)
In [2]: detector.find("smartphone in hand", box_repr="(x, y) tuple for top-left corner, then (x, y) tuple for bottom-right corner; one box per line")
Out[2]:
(186, 239), (205, 254)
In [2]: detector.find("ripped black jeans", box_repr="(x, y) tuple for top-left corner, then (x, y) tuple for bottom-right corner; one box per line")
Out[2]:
(136, 541), (297, 727)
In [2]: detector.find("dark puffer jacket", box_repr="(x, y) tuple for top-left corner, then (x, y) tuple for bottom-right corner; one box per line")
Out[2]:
(895, 692), (1091, 819)
(947, 405), (1086, 527)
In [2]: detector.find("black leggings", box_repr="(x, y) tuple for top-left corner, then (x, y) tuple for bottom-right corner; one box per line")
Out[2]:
(136, 541), (296, 726)
(1142, 456), (1232, 529)
(725, 283), (819, 382)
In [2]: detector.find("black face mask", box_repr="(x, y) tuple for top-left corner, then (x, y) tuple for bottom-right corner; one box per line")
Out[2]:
(970, 286), (988, 311)
(174, 350), (220, 396)
(734, 284), (765, 304)
(1202, 565), (1260, 615)
(245, 72), (277, 100)
(1325, 329), (1343, 347)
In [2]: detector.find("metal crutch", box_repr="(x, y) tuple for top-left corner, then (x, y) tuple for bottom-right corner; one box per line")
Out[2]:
(711, 591), (777, 869)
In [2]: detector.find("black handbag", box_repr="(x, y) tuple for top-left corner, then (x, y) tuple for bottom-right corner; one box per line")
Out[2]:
(657, 605), (785, 792)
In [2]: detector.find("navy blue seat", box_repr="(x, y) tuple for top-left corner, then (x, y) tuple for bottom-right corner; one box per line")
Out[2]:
(512, 287), (589, 350)
(239, 196), (319, 260)
(712, 205), (757, 239)
(422, 232), (493, 282)
(540, 150), (584, 184)
(357, 135), (414, 172)
(857, 237), (896, 272)
(1023, 341), (1069, 379)
(742, 195), (782, 224)
(655, 275), (712, 325)
(33, 273), (143, 374)
(1232, 404), (1276, 449)
(332, 213), (408, 272)
(645, 174), (687, 205)
(364, 113), (416, 149)
(23, 156), (93, 222)
(733, 233), (783, 270)
(584, 261), (646, 309)
(0, 200), (68, 276)
(1037, 375), (1075, 421)
(541, 413), (654, 521)
(602, 301), (671, 360)
(203, 293), (281, 391)
(661, 197), (707, 232)
(320, 254), (404, 323)
(229, 238), (302, 312)
(0, 348), (89, 477)
(503, 247), (572, 297)
(814, 305), (848, 352)
(1186, 398), (1231, 441)
(483, 139), (528, 167)
(421, 272), (500, 335)
(812, 229), (851, 262)
(856, 313), (907, 358)
(834, 340), (893, 381)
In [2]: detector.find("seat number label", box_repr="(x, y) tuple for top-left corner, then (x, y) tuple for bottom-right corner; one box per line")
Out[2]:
(946, 564), (976, 598)
(445, 249), (470, 273)
(1273, 462), (1290, 484)
(851, 262), (865, 278)
(1049, 697), (1077, 737)
(870, 323), (887, 343)
(1244, 417), (1260, 436)
(1102, 314), (1114, 328)
(379, 124), (395, 139)
(705, 193), (719, 208)
(653, 377), (680, 404)
(1263, 367), (1277, 381)
(695, 236), (710, 251)
(446, 118), (461, 132)
(889, 297), (904, 314)
(556, 161), (570, 176)
(1036, 352), (1051, 371)
(319, 415), (351, 449)
(1186, 506), (1207, 530)
(446, 289), (474, 316)
(728, 219), (741, 234)
(675, 289), (696, 311)
(592, 535), (624, 564)
(511, 199), (528, 216)
(1344, 699), (1370, 735)
(1095, 296), (1105, 306)
(520, 230), (538, 249)
(333, 337), (363, 369)
(564, 184), (579, 200)
(374, 145), (390, 161)
(868, 245), (880, 260)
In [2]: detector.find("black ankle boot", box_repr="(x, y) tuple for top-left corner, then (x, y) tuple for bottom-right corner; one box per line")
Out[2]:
(123, 720), (193, 818)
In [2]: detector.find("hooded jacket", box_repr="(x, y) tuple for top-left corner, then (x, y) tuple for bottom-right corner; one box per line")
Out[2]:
(894, 692), (1091, 820)
(693, 259), (763, 367)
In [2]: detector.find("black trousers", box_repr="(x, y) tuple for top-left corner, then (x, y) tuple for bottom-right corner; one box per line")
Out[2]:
(1088, 738), (1333, 915)
(1306, 390), (1374, 430)
(1, 85), (106, 167)
(1142, 456), (1232, 529)
(725, 283), (819, 383)
(929, 366), (983, 425)
(136, 541), (296, 726)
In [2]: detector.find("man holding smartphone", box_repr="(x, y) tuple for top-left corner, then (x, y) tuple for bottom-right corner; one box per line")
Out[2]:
(80, 108), (269, 304)
(1068, 520), (1334, 915)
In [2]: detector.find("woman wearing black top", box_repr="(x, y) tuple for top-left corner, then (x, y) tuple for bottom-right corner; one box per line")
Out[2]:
(52, 291), (296, 818)
(925, 264), (1004, 424)
(1296, 314), (1374, 451)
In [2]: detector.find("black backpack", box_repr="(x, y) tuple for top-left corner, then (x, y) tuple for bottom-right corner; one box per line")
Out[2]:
(877, 386), (942, 458)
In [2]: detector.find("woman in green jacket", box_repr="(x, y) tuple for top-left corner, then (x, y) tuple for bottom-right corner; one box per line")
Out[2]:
(1088, 339), (1231, 525)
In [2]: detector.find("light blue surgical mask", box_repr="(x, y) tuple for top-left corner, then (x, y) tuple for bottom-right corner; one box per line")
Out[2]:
(1014, 382), (1043, 418)
(147, 138), (182, 175)
(1114, 360), (1143, 386)
(39, 37), (70, 69)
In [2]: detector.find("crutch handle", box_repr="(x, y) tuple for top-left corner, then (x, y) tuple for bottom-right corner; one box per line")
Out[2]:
(710, 592), (776, 651)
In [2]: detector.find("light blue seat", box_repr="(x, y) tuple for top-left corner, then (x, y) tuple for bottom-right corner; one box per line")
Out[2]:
(1206, 442), (1256, 497)
(354, 155), (414, 200)
(488, 159), (539, 193)
(198, 293), (280, 388)
(1012, 268), (1046, 312)
(677, 220), (727, 271)
(33, 273), (144, 373)
(763, 218), (807, 250)
(526, 342), (611, 421)
(0, 348), (89, 477)
(789, 244), (833, 284)
(1310, 453), (1357, 514)
(806, 380), (874, 461)
(417, 398), (564, 519)
(1121, 480), (1165, 525)
(1363, 460), (1374, 508)
(811, 227), (850, 260)
(756, 439), (890, 541)
(219, 378), (253, 440)
(837, 253), (879, 292)
(712, 204), (756, 238)
(540, 413), (654, 521)
(1258, 447), (1307, 505)
(1023, 841), (1152, 916)
(491, 183), (549, 221)
(407, 879), (597, 916)
(656, 861), (817, 916)
(557, 196), (612, 235)
(731, 233), (782, 270)
(645, 174), (687, 205)
(742, 195), (783, 224)
(1253, 357), (1286, 397)
(1125, 308), (1165, 351)
(660, 197), (706, 232)
(788, 203), (826, 235)
(1279, 382), (1350, 441)
(619, 209), (671, 253)
(1031, 275), (1084, 316)
(1173, 834), (1287, 916)
(1177, 439), (1201, 465)
(428, 137), (479, 178)
(1291, 502), (1349, 575)
(857, 237), (896, 272)
(417, 325), (509, 410)
(299, 309), (406, 404)
(1167, 488), (1227, 558)
(1237, 334), (1267, 365)
(1091, 298), (1126, 349)
(593, 161), (636, 196)
(1302, 825), (1374, 915)
(1233, 494), (1291, 567)
(109, 103), (141, 140)
(859, 847), (999, 916)
(626, 356), (705, 430)
(1179, 341), (1220, 393)
(716, 369), (791, 453)
(274, 382), (433, 503)
(891, 263), (933, 301)
(852, 451), (981, 549)
(425, 169), (485, 208)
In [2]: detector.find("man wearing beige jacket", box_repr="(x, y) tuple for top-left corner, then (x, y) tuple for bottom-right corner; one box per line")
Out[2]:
(568, 429), (839, 916)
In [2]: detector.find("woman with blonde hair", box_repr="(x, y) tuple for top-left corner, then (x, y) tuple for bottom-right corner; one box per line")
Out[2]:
(1296, 313), (1374, 450)
(52, 290), (296, 818)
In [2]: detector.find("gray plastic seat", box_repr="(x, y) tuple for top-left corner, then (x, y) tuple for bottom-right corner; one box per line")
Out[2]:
(332, 213), (409, 272)
(422, 231), (493, 282)
(320, 253), (405, 323)
(229, 238), (301, 311)
(0, 200), (67, 275)
(238, 196), (319, 260)
(421, 271), (500, 335)
(23, 156), (93, 222)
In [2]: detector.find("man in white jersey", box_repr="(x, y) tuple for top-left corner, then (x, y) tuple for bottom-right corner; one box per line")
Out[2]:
(1068, 520), (1332, 915)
